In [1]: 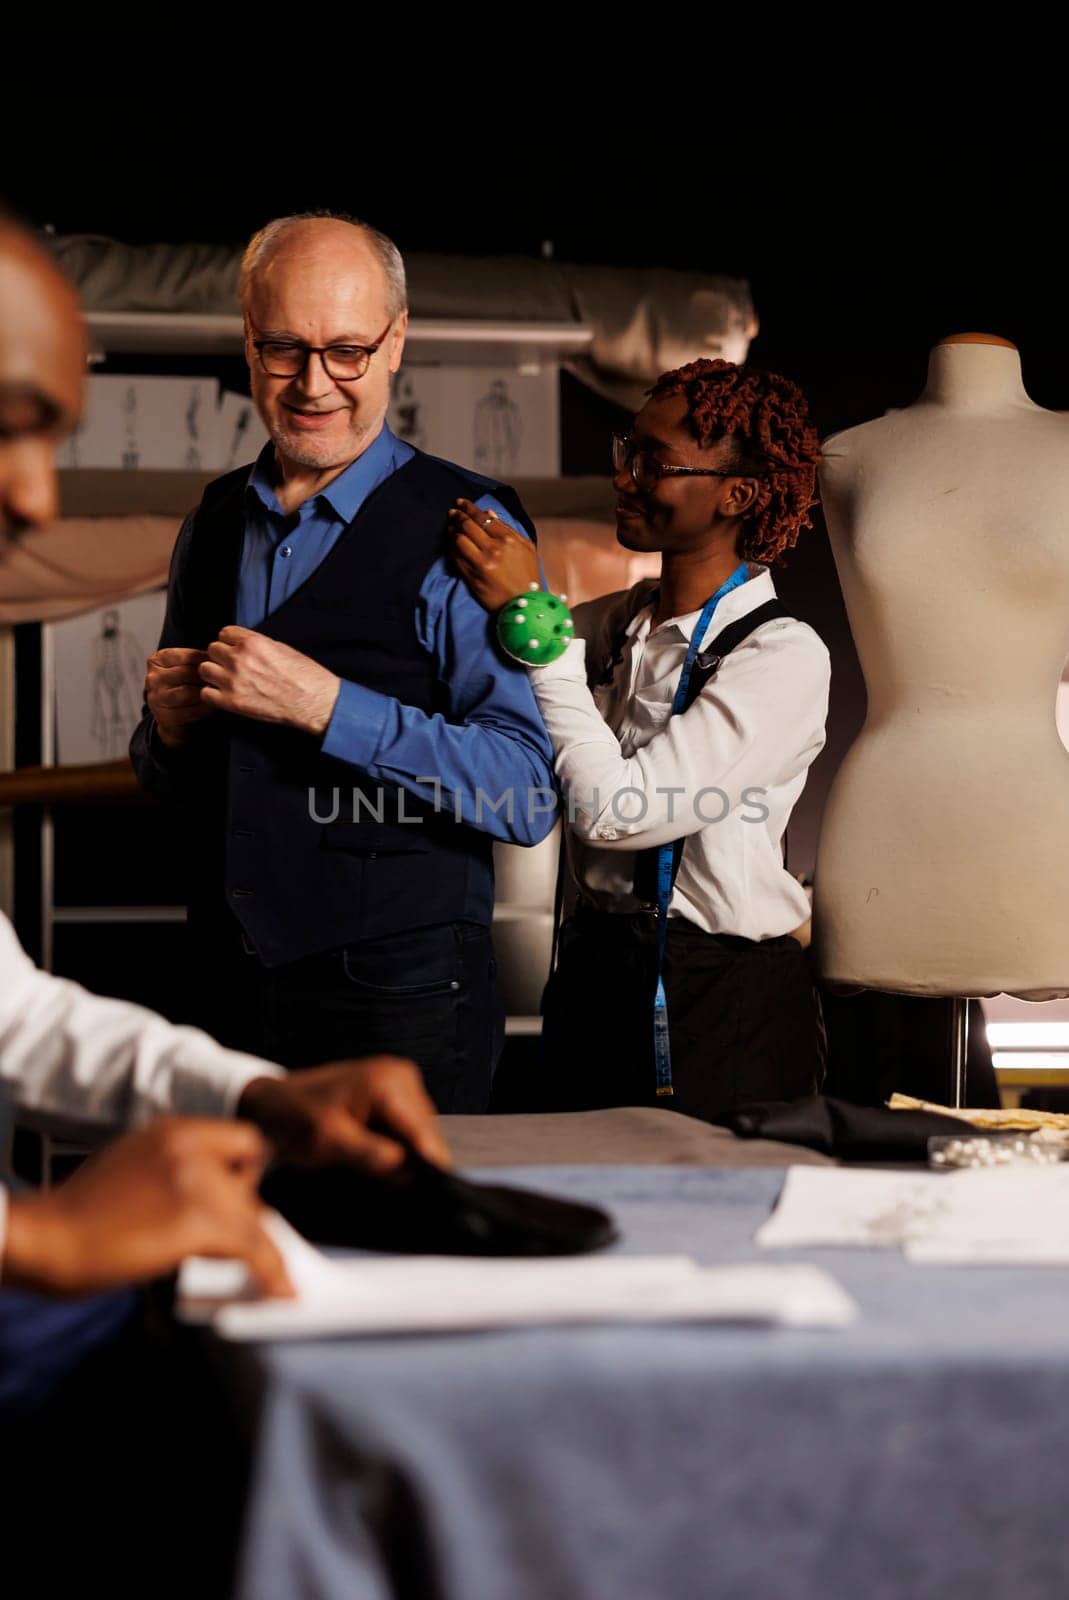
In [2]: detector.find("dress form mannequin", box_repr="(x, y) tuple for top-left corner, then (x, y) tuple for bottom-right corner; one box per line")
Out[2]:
(815, 334), (1069, 999)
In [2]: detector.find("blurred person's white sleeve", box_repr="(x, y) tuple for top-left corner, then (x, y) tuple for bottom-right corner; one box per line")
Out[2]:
(0, 912), (283, 1132)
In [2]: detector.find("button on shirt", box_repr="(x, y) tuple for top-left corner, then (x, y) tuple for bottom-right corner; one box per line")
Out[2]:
(529, 567), (831, 940)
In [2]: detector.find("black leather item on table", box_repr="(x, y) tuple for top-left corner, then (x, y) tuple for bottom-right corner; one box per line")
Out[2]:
(261, 1153), (619, 1256)
(726, 1094), (972, 1162)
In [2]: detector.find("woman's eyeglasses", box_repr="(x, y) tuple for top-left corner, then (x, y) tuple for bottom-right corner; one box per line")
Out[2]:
(611, 432), (751, 494)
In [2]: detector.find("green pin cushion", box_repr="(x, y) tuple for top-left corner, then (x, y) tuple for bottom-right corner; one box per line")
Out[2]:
(497, 589), (575, 666)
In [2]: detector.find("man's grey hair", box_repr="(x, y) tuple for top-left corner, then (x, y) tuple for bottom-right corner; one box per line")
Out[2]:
(240, 211), (407, 320)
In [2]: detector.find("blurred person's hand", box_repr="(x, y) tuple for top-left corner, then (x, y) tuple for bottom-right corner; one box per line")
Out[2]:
(238, 1056), (452, 1175)
(2, 1118), (293, 1298)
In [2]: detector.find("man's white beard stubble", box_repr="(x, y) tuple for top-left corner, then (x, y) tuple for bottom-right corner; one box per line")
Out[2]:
(267, 409), (377, 472)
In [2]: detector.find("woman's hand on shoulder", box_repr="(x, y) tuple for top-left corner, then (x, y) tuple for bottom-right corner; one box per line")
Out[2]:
(448, 498), (542, 612)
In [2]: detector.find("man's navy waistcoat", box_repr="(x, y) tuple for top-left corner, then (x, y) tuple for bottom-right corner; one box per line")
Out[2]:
(175, 450), (536, 967)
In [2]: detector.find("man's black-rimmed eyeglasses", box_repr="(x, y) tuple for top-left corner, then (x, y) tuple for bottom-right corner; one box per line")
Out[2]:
(253, 319), (393, 381)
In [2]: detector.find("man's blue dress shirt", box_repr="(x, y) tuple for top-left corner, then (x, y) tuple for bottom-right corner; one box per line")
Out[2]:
(227, 423), (554, 845)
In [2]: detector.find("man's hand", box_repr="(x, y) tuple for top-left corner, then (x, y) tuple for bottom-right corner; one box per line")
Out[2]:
(2, 1119), (293, 1299)
(145, 646), (213, 750)
(448, 497), (541, 612)
(199, 626), (341, 736)
(237, 1056), (452, 1175)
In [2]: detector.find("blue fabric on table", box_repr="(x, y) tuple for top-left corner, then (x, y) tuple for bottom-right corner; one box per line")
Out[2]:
(230, 1165), (1069, 1600)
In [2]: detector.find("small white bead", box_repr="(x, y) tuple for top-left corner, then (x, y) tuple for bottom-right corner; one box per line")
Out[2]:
(526, 640), (539, 652)
(517, 597), (529, 608)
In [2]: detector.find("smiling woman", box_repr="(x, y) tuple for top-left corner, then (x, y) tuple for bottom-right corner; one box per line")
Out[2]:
(452, 358), (830, 1124)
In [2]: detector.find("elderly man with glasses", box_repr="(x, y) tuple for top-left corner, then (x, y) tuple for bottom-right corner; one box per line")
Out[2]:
(131, 213), (555, 1113)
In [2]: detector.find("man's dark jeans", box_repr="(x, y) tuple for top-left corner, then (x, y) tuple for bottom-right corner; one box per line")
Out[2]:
(198, 917), (503, 1114)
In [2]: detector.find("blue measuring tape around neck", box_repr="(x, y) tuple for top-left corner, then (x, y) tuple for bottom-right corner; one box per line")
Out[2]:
(652, 560), (749, 1096)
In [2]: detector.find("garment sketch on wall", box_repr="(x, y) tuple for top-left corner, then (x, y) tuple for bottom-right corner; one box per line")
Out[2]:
(384, 366), (557, 476)
(90, 609), (146, 759)
(53, 591), (167, 766)
(224, 400), (254, 469)
(474, 379), (522, 478)
(185, 386), (205, 469)
(58, 376), (225, 471)
(218, 391), (270, 471)
(393, 374), (427, 450)
(121, 385), (139, 470)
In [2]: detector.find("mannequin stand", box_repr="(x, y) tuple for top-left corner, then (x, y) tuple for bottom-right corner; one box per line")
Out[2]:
(948, 996), (969, 1109)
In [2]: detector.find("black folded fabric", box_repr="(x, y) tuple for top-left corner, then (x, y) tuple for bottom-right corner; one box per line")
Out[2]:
(261, 1153), (618, 1256)
(726, 1094), (973, 1162)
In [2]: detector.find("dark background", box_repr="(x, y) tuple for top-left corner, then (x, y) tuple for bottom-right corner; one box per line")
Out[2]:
(8, 157), (1068, 402)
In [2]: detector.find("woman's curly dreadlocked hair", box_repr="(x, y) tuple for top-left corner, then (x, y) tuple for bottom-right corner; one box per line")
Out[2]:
(647, 358), (821, 565)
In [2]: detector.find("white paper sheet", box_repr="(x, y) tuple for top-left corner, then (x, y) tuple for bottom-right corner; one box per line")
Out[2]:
(178, 1210), (856, 1341)
(904, 1239), (1069, 1265)
(757, 1165), (1069, 1261)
